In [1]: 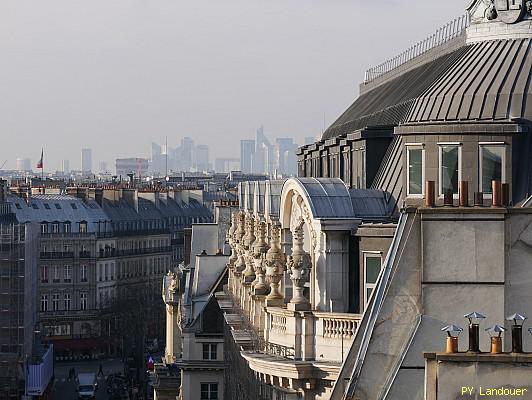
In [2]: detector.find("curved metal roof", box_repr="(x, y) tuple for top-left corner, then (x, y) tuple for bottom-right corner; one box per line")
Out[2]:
(282, 178), (355, 219)
(408, 39), (532, 122)
(321, 39), (531, 141)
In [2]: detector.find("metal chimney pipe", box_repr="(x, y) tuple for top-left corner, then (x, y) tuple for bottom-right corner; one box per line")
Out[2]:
(468, 324), (480, 353)
(446, 336), (459, 353)
(492, 180), (502, 207)
(512, 325), (523, 353)
(474, 192), (484, 207)
(491, 336), (502, 354)
(502, 183), (510, 206)
(443, 191), (454, 207)
(425, 181), (435, 207)
(459, 181), (469, 207)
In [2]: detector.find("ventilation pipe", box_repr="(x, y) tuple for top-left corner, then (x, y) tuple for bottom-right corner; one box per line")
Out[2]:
(465, 312), (485, 353)
(459, 181), (468, 207)
(491, 180), (502, 207)
(442, 324), (463, 353)
(507, 313), (526, 353)
(485, 325), (505, 354)
(424, 181), (435, 207)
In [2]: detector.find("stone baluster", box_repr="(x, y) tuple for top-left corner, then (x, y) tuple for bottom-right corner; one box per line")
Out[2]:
(287, 222), (311, 311)
(242, 214), (256, 283)
(264, 221), (286, 307)
(252, 220), (269, 295)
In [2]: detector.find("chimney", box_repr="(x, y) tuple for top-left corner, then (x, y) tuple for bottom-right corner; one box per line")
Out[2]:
(424, 181), (435, 207)
(507, 313), (526, 353)
(491, 180), (502, 207)
(459, 181), (468, 207)
(443, 191), (454, 207)
(501, 183), (510, 206)
(465, 312), (485, 353)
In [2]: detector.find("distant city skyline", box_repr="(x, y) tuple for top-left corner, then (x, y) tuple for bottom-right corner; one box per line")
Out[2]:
(0, 0), (466, 171)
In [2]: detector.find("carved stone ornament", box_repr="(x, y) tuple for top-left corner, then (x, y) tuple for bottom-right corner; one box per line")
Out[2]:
(252, 220), (269, 292)
(264, 222), (286, 304)
(287, 221), (311, 310)
(493, 0), (526, 23)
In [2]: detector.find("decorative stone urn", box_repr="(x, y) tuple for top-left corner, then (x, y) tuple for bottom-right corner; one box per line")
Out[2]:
(252, 220), (269, 294)
(287, 222), (311, 311)
(264, 221), (286, 307)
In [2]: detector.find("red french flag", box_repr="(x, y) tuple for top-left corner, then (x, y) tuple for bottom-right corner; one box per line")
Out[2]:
(36, 148), (43, 169)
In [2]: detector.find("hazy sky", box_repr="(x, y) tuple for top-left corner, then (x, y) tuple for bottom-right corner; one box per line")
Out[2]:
(1, 0), (466, 171)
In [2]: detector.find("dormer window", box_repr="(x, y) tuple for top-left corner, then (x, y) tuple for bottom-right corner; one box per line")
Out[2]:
(406, 144), (425, 197)
(438, 143), (462, 196)
(79, 221), (88, 233)
(479, 143), (506, 194)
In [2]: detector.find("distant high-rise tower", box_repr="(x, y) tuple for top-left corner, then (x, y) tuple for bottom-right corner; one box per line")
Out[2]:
(194, 145), (210, 172)
(240, 140), (255, 173)
(15, 158), (31, 172)
(99, 161), (108, 173)
(81, 148), (92, 174)
(180, 137), (194, 172)
(254, 125), (273, 175)
(62, 160), (70, 175)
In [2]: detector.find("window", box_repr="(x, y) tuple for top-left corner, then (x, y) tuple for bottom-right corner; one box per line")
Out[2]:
(64, 294), (71, 311)
(41, 265), (48, 283)
(54, 203), (61, 209)
(32, 203), (39, 209)
(406, 146), (424, 196)
(44, 203), (51, 210)
(105, 264), (109, 281)
(479, 144), (505, 194)
(41, 295), (48, 312)
(79, 222), (88, 233)
(53, 266), (60, 283)
(51, 223), (59, 233)
(52, 294), (60, 311)
(81, 265), (88, 282)
(40, 223), (48, 234)
(64, 222), (71, 233)
(202, 343), (217, 360)
(80, 293), (88, 310)
(64, 265), (72, 282)
(363, 252), (382, 307)
(200, 383), (218, 400)
(439, 144), (461, 196)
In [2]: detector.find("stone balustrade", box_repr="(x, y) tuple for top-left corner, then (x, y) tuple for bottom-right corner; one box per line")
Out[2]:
(225, 209), (361, 364)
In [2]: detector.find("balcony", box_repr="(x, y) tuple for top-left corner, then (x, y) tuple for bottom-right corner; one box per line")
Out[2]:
(98, 246), (172, 258)
(40, 251), (75, 260)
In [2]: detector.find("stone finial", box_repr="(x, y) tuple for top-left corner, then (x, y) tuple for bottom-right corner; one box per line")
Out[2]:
(287, 222), (311, 311)
(252, 220), (269, 294)
(264, 221), (286, 306)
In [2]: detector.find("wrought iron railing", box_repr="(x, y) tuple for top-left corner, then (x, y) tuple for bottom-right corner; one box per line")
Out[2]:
(364, 14), (470, 84)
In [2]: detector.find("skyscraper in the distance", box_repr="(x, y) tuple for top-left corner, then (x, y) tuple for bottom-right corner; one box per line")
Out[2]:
(240, 140), (255, 173)
(62, 159), (70, 175)
(15, 158), (31, 172)
(81, 148), (92, 174)
(180, 137), (194, 172)
(194, 144), (210, 172)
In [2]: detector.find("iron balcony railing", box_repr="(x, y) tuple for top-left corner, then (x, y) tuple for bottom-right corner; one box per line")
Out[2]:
(364, 14), (470, 84)
(98, 246), (172, 258)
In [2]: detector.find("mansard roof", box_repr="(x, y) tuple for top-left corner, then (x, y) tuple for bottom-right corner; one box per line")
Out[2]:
(322, 38), (531, 141)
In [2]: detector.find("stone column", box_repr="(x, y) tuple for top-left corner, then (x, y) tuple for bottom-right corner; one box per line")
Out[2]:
(287, 223), (311, 311)
(264, 221), (286, 307)
(252, 220), (269, 295)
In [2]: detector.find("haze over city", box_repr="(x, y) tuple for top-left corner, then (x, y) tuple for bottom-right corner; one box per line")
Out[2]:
(1, 0), (464, 171)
